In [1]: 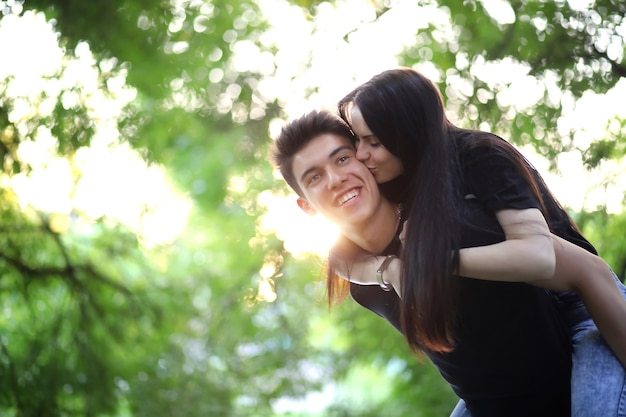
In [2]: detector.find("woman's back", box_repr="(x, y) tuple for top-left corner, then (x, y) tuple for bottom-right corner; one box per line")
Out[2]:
(347, 135), (573, 416)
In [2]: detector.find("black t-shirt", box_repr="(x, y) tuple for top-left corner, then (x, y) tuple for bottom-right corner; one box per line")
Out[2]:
(349, 138), (576, 416)
(461, 138), (596, 254)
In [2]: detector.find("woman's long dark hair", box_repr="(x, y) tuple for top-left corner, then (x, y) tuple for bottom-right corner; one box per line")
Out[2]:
(339, 68), (462, 352)
(338, 68), (582, 353)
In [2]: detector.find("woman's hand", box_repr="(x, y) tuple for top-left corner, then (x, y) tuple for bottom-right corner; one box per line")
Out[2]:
(399, 219), (408, 249)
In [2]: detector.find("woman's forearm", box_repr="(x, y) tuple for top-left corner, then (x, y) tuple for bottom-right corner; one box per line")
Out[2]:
(458, 208), (556, 282)
(575, 268), (626, 369)
(550, 235), (626, 368)
(330, 254), (402, 295)
(458, 234), (555, 282)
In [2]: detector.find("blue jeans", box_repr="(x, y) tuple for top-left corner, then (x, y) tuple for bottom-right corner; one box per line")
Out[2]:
(449, 399), (469, 417)
(566, 274), (626, 417)
(449, 275), (626, 417)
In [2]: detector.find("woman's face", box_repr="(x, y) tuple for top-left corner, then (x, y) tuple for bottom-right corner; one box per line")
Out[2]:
(349, 105), (404, 184)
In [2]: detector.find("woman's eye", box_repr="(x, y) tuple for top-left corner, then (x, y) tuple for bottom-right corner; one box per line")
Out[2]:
(366, 137), (382, 147)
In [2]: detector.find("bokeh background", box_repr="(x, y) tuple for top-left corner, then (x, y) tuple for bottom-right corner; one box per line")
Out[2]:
(1, 0), (625, 415)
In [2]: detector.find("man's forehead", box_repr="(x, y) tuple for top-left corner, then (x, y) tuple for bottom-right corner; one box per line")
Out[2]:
(296, 133), (353, 163)
(307, 132), (353, 149)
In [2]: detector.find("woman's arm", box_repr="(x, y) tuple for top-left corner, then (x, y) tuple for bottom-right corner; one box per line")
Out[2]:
(549, 234), (626, 368)
(331, 253), (402, 296)
(458, 207), (626, 368)
(457, 208), (556, 282)
(335, 208), (568, 298)
(335, 206), (626, 367)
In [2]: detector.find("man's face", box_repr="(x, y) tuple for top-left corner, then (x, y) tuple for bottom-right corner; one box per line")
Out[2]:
(292, 133), (381, 228)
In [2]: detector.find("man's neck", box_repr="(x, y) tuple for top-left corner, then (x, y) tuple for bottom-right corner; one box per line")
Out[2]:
(342, 200), (400, 254)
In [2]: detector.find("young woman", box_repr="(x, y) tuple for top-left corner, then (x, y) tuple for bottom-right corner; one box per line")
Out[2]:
(333, 68), (626, 416)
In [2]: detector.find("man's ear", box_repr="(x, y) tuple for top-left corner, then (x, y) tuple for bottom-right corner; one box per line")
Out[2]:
(296, 197), (317, 216)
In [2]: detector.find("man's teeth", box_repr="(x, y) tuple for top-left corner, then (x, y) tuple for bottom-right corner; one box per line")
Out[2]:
(340, 190), (359, 205)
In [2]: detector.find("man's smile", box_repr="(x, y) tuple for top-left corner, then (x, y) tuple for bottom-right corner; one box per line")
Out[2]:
(337, 188), (360, 206)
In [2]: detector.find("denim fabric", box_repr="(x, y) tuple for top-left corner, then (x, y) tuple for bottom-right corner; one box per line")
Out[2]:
(449, 399), (470, 417)
(566, 275), (626, 417)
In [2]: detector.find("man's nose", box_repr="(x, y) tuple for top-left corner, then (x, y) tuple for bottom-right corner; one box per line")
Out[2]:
(327, 167), (347, 189)
(355, 143), (370, 162)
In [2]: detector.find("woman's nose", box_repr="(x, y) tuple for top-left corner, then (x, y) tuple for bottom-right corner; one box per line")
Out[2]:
(355, 143), (370, 162)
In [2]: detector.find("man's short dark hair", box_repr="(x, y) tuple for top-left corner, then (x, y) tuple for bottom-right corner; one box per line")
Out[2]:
(270, 109), (355, 196)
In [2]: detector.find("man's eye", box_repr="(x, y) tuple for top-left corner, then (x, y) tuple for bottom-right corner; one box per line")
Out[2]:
(338, 155), (350, 164)
(308, 174), (320, 184)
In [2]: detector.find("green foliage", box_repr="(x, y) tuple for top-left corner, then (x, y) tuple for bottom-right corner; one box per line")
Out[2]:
(50, 97), (96, 154)
(0, 192), (156, 416)
(1, 0), (625, 416)
(402, 0), (626, 162)
(576, 209), (626, 281)
(448, 0), (626, 92)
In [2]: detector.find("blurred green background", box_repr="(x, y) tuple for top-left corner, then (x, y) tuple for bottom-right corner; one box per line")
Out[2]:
(1, 0), (625, 415)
